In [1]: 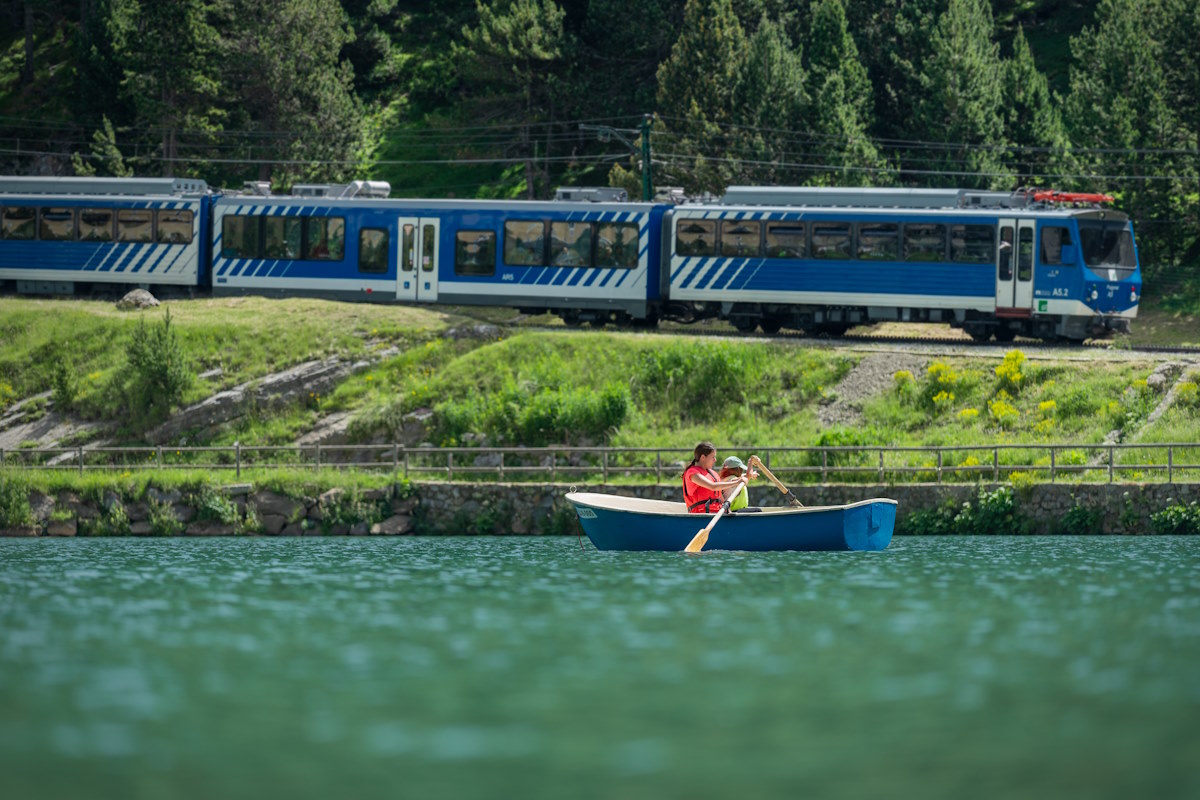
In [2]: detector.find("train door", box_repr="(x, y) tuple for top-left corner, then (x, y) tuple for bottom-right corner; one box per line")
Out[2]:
(395, 217), (439, 302)
(995, 219), (1035, 312)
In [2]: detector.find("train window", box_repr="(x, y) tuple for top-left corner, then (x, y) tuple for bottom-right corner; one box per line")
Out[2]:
(221, 215), (258, 257)
(359, 228), (389, 274)
(951, 224), (994, 263)
(455, 230), (496, 276)
(262, 217), (300, 258)
(1, 207), (37, 240)
(78, 209), (114, 242)
(675, 219), (715, 257)
(903, 223), (946, 262)
(857, 223), (899, 260)
(721, 220), (761, 257)
(765, 222), (804, 258)
(1078, 221), (1136, 269)
(119, 209), (154, 243)
(596, 222), (639, 268)
(157, 210), (194, 244)
(39, 208), (76, 241)
(1040, 227), (1071, 265)
(306, 217), (344, 260)
(401, 224), (415, 271)
(550, 221), (593, 267)
(422, 224), (436, 272)
(1017, 228), (1033, 281)
(504, 220), (546, 266)
(996, 226), (1013, 279)
(811, 222), (851, 259)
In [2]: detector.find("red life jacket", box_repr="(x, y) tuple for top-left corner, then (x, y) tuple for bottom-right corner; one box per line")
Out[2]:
(683, 464), (722, 513)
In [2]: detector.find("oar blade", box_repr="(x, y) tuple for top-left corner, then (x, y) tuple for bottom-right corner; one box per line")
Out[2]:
(684, 528), (709, 553)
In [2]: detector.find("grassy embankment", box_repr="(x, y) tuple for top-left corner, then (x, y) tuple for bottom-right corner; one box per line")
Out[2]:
(2, 297), (1199, 490)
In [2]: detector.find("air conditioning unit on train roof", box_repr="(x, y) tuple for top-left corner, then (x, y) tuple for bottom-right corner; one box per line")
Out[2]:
(722, 186), (1030, 209)
(554, 187), (628, 202)
(290, 181), (391, 199)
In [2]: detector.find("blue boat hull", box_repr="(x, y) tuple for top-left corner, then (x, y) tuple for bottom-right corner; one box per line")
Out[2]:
(565, 492), (896, 552)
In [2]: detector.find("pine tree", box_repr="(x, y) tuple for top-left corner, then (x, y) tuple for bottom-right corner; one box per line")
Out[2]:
(1001, 26), (1072, 187)
(914, 0), (1009, 188)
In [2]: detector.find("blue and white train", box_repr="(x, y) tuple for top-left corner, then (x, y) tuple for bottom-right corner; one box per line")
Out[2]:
(0, 176), (1141, 341)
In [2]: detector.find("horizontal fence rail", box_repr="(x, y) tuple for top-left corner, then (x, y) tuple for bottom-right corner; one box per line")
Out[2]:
(2, 443), (1199, 485)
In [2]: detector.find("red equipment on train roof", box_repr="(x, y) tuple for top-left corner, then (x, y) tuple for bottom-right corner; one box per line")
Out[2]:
(1030, 190), (1115, 205)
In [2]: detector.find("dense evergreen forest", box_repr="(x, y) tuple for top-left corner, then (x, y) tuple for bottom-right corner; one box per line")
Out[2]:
(0, 0), (1196, 292)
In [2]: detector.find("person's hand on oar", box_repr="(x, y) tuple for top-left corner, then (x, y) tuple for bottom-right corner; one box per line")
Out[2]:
(684, 476), (746, 554)
(748, 455), (804, 507)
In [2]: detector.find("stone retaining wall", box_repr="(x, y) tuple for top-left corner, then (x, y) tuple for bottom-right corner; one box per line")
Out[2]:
(2, 481), (1197, 536)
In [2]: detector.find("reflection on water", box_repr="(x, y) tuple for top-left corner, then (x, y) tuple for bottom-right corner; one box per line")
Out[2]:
(1, 537), (1198, 799)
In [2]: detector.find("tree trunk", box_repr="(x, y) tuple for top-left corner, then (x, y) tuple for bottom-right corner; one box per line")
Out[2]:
(22, 1), (34, 85)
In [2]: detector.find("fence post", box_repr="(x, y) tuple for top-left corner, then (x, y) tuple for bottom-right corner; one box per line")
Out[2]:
(448, 451), (453, 481)
(602, 450), (608, 484)
(1050, 448), (1056, 483)
(1108, 446), (1114, 484)
(157, 445), (162, 470)
(993, 448), (999, 482)
(551, 451), (557, 483)
(404, 448), (409, 480)
(878, 449), (884, 483)
(1168, 445), (1173, 483)
(392, 445), (399, 481)
(821, 450), (827, 484)
(0, 448), (4, 468)
(936, 450), (942, 484)
(656, 452), (661, 484)
(78, 446), (84, 476)
(499, 451), (505, 482)
(316, 444), (322, 470)
(236, 442), (241, 479)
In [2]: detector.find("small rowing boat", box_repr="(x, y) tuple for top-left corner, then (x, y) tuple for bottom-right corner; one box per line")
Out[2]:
(566, 492), (896, 552)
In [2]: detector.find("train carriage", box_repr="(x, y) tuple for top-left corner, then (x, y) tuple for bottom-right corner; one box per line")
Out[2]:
(0, 177), (209, 295)
(668, 187), (1141, 340)
(211, 183), (667, 324)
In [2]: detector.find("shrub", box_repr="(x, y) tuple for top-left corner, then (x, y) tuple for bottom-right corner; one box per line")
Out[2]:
(321, 489), (384, 533)
(0, 474), (34, 529)
(147, 496), (184, 536)
(1176, 381), (1198, 408)
(897, 486), (1024, 535)
(995, 350), (1026, 395)
(89, 501), (131, 536)
(190, 484), (241, 525)
(807, 426), (882, 467)
(0, 381), (15, 410)
(51, 350), (79, 412)
(958, 408), (979, 421)
(919, 362), (959, 411)
(1149, 502), (1200, 535)
(1059, 501), (1102, 535)
(1038, 400), (1057, 416)
(126, 308), (192, 422)
(988, 394), (1020, 429)
(1057, 386), (1098, 417)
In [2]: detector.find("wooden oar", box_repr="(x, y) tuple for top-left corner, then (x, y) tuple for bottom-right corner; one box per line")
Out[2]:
(684, 479), (745, 554)
(748, 455), (804, 507)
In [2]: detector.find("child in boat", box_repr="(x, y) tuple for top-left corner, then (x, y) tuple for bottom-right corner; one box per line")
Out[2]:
(718, 456), (759, 511)
(682, 441), (751, 513)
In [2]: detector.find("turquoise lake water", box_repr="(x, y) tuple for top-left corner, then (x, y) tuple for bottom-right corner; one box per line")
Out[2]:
(1, 537), (1198, 800)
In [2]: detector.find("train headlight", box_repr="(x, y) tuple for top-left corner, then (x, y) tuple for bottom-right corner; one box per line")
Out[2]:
(1130, 290), (1138, 303)
(1090, 289), (1099, 300)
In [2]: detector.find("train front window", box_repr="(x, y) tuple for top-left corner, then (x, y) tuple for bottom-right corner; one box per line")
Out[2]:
(1040, 226), (1072, 265)
(720, 220), (761, 257)
(1, 207), (36, 239)
(1078, 221), (1136, 270)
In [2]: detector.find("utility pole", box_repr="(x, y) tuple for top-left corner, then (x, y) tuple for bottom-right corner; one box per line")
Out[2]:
(580, 113), (655, 201)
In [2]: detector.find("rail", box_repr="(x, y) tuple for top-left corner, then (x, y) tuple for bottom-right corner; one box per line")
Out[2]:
(2, 443), (1199, 485)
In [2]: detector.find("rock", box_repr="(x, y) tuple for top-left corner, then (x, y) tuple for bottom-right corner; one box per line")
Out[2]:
(250, 491), (305, 520)
(444, 323), (500, 340)
(130, 521), (154, 536)
(186, 521), (235, 536)
(332, 523), (352, 536)
(147, 488), (183, 505)
(370, 515), (413, 535)
(222, 483), (252, 496)
(363, 487), (390, 502)
(125, 502), (148, 522)
(45, 519), (76, 537)
(390, 497), (418, 515)
(29, 492), (55, 522)
(171, 504), (196, 523)
(116, 288), (159, 309)
(318, 488), (346, 508)
(260, 514), (287, 535)
(349, 522), (370, 536)
(281, 523), (307, 536)
(1, 526), (38, 537)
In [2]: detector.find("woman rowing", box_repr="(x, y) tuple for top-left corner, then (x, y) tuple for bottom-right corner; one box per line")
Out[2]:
(682, 441), (757, 513)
